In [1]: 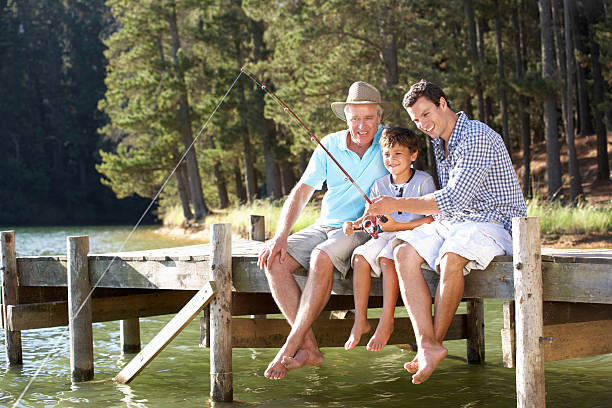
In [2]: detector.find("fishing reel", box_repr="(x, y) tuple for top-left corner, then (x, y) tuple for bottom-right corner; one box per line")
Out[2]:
(356, 216), (388, 239)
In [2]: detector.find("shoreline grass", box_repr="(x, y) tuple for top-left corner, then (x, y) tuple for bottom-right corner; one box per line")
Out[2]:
(161, 198), (611, 241)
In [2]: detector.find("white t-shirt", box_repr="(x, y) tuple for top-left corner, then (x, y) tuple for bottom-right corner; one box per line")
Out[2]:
(369, 170), (436, 222)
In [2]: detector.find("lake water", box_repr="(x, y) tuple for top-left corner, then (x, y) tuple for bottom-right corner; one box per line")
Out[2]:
(0, 226), (610, 407)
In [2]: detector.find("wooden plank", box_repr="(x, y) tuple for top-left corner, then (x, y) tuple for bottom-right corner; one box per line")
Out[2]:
(209, 224), (233, 402)
(543, 301), (612, 325)
(114, 282), (216, 384)
(249, 215), (265, 242)
(501, 300), (516, 368)
(1, 231), (22, 365)
(513, 217), (545, 408)
(541, 320), (612, 362)
(7, 291), (196, 330)
(231, 315), (467, 348)
(68, 235), (94, 382)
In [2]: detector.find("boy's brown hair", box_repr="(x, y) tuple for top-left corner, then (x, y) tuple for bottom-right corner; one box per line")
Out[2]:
(380, 127), (419, 153)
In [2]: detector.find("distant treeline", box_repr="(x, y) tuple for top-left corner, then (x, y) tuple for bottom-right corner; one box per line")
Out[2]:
(1, 0), (610, 225)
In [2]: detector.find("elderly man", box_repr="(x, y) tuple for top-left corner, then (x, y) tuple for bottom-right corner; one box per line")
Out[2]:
(367, 79), (526, 384)
(257, 81), (394, 379)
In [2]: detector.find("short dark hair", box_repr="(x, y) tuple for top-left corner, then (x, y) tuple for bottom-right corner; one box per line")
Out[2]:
(402, 79), (451, 110)
(380, 127), (419, 153)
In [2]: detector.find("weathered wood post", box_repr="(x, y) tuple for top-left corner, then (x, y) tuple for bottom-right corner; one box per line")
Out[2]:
(1, 231), (22, 365)
(466, 298), (485, 363)
(67, 235), (94, 382)
(249, 215), (265, 242)
(120, 319), (141, 353)
(513, 217), (544, 408)
(209, 223), (233, 402)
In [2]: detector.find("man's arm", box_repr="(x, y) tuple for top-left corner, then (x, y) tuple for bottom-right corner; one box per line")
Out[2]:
(257, 182), (315, 269)
(366, 192), (439, 217)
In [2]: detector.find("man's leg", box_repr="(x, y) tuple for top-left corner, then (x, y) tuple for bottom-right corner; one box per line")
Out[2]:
(433, 252), (468, 343)
(394, 243), (448, 384)
(345, 254), (373, 350)
(264, 252), (322, 379)
(265, 248), (332, 378)
(366, 258), (398, 351)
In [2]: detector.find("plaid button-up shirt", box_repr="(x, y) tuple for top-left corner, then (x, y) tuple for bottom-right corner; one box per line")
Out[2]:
(432, 112), (527, 232)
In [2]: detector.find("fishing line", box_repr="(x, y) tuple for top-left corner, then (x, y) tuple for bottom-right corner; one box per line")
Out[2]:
(10, 70), (243, 407)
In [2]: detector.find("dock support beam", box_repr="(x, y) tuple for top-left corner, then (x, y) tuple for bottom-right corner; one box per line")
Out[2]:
(466, 298), (485, 363)
(120, 319), (141, 353)
(513, 217), (544, 408)
(209, 223), (233, 402)
(68, 235), (94, 382)
(1, 231), (22, 365)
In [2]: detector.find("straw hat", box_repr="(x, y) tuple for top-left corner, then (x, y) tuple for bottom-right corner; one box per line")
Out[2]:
(331, 81), (395, 121)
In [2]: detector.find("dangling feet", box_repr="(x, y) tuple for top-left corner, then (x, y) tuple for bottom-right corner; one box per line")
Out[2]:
(405, 343), (448, 384)
(344, 320), (372, 350)
(366, 317), (394, 351)
(265, 345), (324, 380)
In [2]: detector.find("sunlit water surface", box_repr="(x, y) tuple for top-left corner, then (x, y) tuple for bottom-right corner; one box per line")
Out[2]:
(0, 226), (610, 407)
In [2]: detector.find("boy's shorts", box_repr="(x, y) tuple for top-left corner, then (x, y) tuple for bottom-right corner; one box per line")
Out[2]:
(287, 224), (370, 278)
(393, 219), (512, 275)
(351, 231), (397, 278)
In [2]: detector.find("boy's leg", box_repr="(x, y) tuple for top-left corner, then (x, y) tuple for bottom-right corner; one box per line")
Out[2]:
(367, 257), (399, 351)
(345, 254), (372, 350)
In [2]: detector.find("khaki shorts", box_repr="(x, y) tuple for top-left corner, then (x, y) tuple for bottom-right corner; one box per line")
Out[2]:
(393, 219), (512, 275)
(287, 224), (370, 278)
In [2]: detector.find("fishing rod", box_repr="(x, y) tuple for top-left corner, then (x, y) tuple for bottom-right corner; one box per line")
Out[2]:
(240, 67), (387, 236)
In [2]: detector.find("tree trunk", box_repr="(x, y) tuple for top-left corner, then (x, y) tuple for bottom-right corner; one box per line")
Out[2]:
(176, 163), (194, 220)
(513, 1), (532, 199)
(586, 5), (610, 181)
(569, 2), (594, 136)
(210, 140), (229, 209)
(279, 160), (296, 196)
(538, 0), (563, 200)
(477, 18), (491, 124)
(167, 2), (208, 219)
(464, 0), (485, 123)
(552, 0), (569, 139)
(563, 0), (584, 202)
(234, 158), (247, 204)
(378, 1), (399, 90)
(494, 0), (510, 150)
(263, 133), (282, 200)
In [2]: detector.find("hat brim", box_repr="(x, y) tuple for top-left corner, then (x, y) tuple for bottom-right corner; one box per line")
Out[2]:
(331, 101), (395, 121)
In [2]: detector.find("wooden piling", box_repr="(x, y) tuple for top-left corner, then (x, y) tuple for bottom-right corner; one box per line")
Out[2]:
(1, 231), (22, 365)
(512, 217), (544, 408)
(209, 223), (233, 402)
(120, 318), (141, 353)
(466, 298), (485, 363)
(67, 235), (94, 382)
(249, 215), (265, 242)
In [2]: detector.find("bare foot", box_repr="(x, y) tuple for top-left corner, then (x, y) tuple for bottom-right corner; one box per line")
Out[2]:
(403, 356), (418, 373)
(410, 344), (448, 384)
(366, 318), (394, 351)
(265, 349), (290, 380)
(344, 320), (372, 351)
(281, 347), (324, 370)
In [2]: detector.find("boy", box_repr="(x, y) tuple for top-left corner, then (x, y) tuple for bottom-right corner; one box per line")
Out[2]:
(343, 127), (435, 351)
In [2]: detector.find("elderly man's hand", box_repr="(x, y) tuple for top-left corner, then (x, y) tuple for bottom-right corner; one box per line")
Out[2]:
(257, 234), (288, 270)
(366, 196), (397, 217)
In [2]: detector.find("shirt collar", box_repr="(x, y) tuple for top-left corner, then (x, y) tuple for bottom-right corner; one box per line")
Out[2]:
(432, 112), (467, 160)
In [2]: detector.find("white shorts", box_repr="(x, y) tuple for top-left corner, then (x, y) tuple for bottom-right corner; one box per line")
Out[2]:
(351, 231), (397, 277)
(393, 219), (512, 275)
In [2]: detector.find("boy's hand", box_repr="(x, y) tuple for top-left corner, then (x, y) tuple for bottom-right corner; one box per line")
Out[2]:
(343, 221), (355, 236)
(379, 215), (397, 232)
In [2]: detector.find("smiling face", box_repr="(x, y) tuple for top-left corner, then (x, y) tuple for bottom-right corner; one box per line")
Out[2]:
(345, 104), (381, 148)
(406, 96), (455, 142)
(382, 144), (417, 180)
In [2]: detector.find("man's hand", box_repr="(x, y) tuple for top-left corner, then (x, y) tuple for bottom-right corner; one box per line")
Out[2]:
(257, 235), (289, 270)
(342, 221), (355, 236)
(366, 196), (398, 217)
(378, 215), (397, 232)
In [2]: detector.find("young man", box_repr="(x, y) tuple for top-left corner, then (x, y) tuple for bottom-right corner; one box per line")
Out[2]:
(366, 79), (526, 384)
(257, 81), (394, 380)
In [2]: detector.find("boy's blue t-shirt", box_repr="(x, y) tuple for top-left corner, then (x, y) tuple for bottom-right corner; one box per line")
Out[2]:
(300, 125), (387, 227)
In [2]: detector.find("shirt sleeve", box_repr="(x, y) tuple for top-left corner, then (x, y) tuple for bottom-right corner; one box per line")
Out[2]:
(433, 134), (495, 213)
(299, 144), (327, 190)
(420, 175), (436, 196)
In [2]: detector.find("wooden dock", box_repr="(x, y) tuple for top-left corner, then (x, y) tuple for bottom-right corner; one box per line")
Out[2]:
(1, 217), (611, 407)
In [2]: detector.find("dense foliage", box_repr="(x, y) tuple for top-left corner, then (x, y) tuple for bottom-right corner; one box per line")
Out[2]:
(1, 0), (610, 225)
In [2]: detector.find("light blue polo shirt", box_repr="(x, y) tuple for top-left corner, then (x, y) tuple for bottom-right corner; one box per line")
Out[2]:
(300, 125), (388, 227)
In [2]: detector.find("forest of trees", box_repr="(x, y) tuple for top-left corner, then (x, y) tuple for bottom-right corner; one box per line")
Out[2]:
(1, 0), (610, 225)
